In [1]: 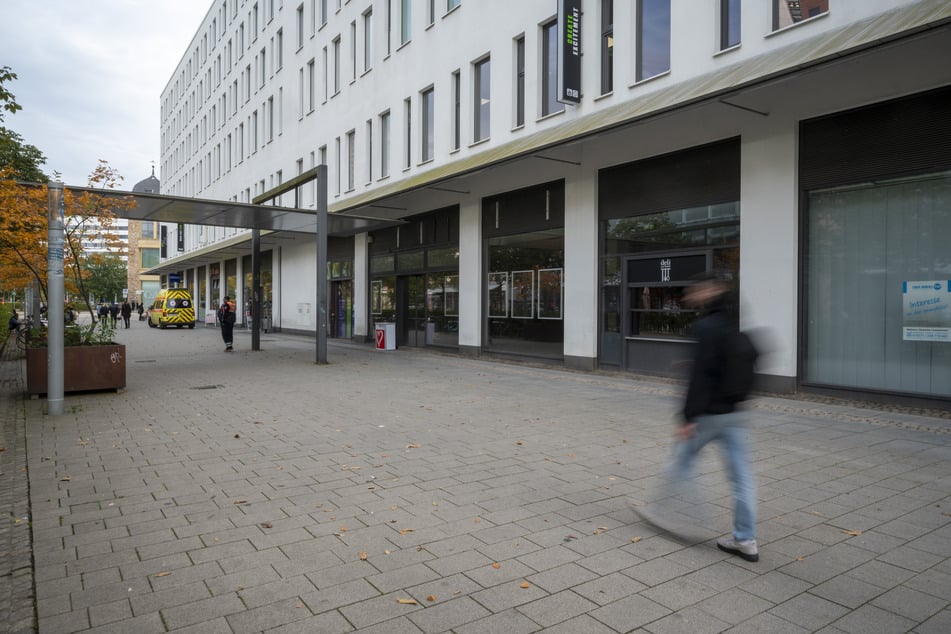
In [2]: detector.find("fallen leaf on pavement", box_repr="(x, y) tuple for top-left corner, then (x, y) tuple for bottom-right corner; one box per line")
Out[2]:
(384, 549), (392, 555)
(841, 529), (861, 536)
(631, 537), (641, 543)
(399, 528), (415, 535)
(397, 598), (418, 605)
(797, 556), (806, 561)
(492, 563), (501, 569)
(233, 499), (248, 505)
(519, 582), (531, 589)
(406, 444), (421, 449)
(60, 476), (71, 482)
(154, 572), (172, 577)
(261, 522), (273, 529)
(359, 551), (368, 560)
(426, 595), (436, 602)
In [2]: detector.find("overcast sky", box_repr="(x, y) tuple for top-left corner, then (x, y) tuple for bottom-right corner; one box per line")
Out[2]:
(1, 0), (213, 188)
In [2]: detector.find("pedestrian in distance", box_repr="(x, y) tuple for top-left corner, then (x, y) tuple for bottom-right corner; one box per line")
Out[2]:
(108, 302), (119, 327)
(217, 295), (236, 352)
(635, 272), (760, 562)
(97, 303), (109, 324)
(137, 303), (145, 321)
(120, 300), (132, 328)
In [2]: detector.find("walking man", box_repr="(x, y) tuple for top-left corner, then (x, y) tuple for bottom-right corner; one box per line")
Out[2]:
(120, 300), (132, 328)
(638, 273), (759, 562)
(217, 295), (236, 352)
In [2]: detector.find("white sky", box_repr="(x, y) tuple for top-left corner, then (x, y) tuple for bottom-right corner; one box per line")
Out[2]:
(1, 0), (213, 188)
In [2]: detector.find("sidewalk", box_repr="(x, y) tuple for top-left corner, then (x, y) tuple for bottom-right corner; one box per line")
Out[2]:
(6, 324), (951, 633)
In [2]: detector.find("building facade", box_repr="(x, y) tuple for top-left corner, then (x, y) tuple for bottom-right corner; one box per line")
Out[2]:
(156, 0), (951, 405)
(128, 169), (163, 308)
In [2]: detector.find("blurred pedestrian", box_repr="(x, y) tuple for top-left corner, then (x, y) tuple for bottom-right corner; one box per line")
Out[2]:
(120, 300), (132, 328)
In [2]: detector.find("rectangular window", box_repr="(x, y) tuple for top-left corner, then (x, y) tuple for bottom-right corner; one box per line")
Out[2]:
(404, 97), (412, 168)
(333, 36), (341, 94)
(428, 0), (435, 26)
(297, 4), (305, 48)
(307, 58), (316, 111)
(715, 3), (740, 49)
(322, 46), (329, 101)
(515, 36), (525, 127)
(259, 48), (266, 86)
(448, 0), (460, 10)
(335, 136), (341, 194)
(774, 0), (827, 30)
(636, 0), (670, 82)
(473, 57), (490, 142)
(363, 9), (373, 72)
(421, 87), (434, 162)
(451, 70), (461, 150)
(276, 29), (283, 69)
(350, 21), (357, 82)
(346, 130), (355, 191)
(400, 0), (411, 44)
(267, 95), (274, 142)
(541, 21), (562, 117)
(386, 0), (393, 56)
(252, 110), (259, 151)
(320, 0), (328, 26)
(298, 67), (304, 117)
(380, 110), (390, 177)
(366, 119), (373, 183)
(601, 0), (614, 93)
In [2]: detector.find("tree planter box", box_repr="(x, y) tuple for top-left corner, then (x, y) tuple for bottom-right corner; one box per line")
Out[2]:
(26, 344), (126, 395)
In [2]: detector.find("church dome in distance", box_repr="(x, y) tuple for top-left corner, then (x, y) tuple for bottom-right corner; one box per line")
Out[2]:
(132, 166), (160, 193)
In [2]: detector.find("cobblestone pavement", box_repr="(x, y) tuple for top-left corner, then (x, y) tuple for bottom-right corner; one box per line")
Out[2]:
(4, 323), (950, 633)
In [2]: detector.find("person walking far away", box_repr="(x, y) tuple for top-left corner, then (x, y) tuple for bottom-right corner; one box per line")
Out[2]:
(217, 295), (236, 352)
(108, 302), (119, 327)
(636, 272), (760, 562)
(137, 303), (145, 321)
(120, 300), (132, 328)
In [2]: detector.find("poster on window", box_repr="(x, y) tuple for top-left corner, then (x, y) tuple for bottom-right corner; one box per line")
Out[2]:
(512, 270), (535, 319)
(902, 280), (951, 342)
(488, 272), (509, 318)
(537, 268), (563, 320)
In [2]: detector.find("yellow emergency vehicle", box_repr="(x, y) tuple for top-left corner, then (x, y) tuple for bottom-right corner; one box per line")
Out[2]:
(148, 288), (196, 329)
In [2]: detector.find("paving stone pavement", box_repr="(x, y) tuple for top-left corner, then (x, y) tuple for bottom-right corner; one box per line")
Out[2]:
(3, 322), (950, 633)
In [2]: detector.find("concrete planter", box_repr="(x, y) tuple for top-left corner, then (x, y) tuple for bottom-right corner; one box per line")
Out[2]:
(26, 344), (126, 395)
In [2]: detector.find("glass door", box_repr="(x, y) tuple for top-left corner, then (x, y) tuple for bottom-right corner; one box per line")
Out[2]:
(397, 275), (427, 347)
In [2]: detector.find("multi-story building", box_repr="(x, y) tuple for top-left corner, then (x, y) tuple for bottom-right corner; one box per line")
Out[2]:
(155, 0), (951, 405)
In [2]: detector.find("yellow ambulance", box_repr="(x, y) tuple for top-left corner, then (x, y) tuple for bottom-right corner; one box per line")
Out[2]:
(148, 288), (196, 329)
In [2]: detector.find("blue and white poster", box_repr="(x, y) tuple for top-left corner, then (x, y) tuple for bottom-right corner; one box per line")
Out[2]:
(902, 280), (951, 342)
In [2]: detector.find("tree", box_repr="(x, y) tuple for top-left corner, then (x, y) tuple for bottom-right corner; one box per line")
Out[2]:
(0, 66), (47, 182)
(82, 252), (128, 304)
(0, 161), (135, 320)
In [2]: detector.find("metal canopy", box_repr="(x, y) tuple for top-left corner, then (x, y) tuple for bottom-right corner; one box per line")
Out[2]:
(64, 185), (403, 236)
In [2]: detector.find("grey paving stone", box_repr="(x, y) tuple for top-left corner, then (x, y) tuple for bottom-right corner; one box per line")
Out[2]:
(646, 605), (732, 634)
(525, 562), (600, 594)
(808, 574), (887, 609)
(640, 576), (720, 611)
(299, 578), (380, 614)
(404, 572), (483, 604)
(454, 607), (542, 634)
(831, 603), (917, 634)
(589, 594), (671, 631)
(129, 580), (212, 616)
(263, 609), (355, 633)
(88, 598), (133, 627)
(225, 597), (314, 634)
(82, 612), (167, 634)
(534, 614), (616, 634)
(160, 593), (246, 630)
(515, 590), (598, 628)
(769, 592), (851, 630)
(915, 608), (951, 634)
(869, 585), (947, 622)
(470, 578), (548, 613)
(344, 615), (423, 633)
(406, 596), (492, 633)
(695, 587), (774, 625)
(337, 591), (423, 629)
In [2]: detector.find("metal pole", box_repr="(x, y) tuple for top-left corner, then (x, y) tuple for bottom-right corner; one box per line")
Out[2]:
(47, 182), (65, 416)
(316, 164), (328, 364)
(251, 228), (261, 351)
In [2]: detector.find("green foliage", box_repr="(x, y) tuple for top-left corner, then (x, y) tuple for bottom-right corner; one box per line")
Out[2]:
(82, 253), (128, 305)
(25, 319), (117, 347)
(0, 66), (22, 122)
(0, 128), (47, 183)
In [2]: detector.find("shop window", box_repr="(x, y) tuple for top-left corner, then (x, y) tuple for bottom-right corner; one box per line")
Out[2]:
(805, 171), (951, 397)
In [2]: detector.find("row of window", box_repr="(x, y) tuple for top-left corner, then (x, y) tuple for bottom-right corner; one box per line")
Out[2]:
(164, 0), (831, 200)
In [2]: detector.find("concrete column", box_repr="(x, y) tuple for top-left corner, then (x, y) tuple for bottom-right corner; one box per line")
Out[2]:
(563, 166), (599, 370)
(204, 265), (212, 322)
(457, 197), (482, 354)
(740, 121), (798, 393)
(235, 255), (244, 326)
(353, 233), (369, 339)
(272, 246), (281, 330)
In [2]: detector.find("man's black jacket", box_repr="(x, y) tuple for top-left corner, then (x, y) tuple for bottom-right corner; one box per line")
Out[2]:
(682, 298), (739, 422)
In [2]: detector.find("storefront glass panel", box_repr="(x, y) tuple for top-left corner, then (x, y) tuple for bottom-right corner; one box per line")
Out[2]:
(805, 171), (951, 397)
(486, 229), (564, 357)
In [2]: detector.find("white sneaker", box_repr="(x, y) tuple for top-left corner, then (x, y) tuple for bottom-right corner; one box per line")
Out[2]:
(717, 536), (759, 562)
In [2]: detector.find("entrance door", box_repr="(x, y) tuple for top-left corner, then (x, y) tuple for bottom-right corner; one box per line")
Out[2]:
(397, 275), (427, 347)
(329, 280), (352, 338)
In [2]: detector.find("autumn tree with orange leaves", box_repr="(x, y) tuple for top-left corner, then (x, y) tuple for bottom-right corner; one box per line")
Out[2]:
(0, 161), (136, 321)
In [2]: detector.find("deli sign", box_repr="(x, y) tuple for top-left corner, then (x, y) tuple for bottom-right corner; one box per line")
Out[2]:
(557, 0), (581, 104)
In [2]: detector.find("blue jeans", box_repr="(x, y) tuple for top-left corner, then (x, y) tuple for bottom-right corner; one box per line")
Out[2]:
(666, 411), (757, 541)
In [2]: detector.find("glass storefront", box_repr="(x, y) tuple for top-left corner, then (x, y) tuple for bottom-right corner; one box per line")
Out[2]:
(805, 171), (951, 397)
(486, 228), (564, 358)
(329, 258), (353, 338)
